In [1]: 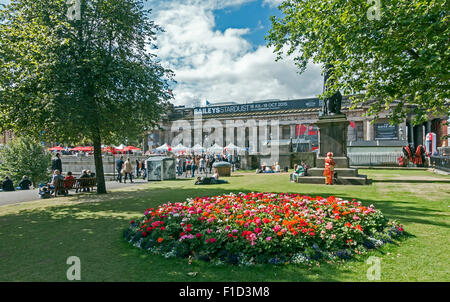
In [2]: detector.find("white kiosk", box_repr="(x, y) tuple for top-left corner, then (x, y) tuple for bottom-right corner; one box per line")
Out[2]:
(146, 157), (176, 181)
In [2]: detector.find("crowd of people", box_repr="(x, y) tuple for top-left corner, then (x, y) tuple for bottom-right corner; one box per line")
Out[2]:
(115, 156), (147, 183)
(256, 162), (282, 173)
(175, 153), (240, 178)
(399, 144), (427, 167)
(38, 169), (96, 198)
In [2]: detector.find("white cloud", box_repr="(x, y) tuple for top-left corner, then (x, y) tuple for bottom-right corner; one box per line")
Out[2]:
(262, 0), (285, 8)
(151, 0), (322, 107)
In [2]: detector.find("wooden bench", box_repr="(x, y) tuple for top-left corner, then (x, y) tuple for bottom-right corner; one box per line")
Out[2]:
(53, 178), (70, 197)
(74, 177), (97, 193)
(53, 177), (96, 196)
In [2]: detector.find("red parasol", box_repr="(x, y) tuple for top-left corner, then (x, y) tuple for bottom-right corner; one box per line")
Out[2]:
(70, 146), (84, 151)
(70, 146), (93, 152)
(123, 146), (141, 152)
(48, 146), (65, 151)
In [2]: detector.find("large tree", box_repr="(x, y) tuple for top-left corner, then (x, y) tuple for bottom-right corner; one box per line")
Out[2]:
(0, 0), (173, 193)
(267, 0), (449, 124)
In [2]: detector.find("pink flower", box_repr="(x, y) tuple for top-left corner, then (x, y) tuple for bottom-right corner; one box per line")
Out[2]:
(196, 233), (202, 238)
(273, 225), (281, 232)
(254, 228), (262, 234)
(266, 237), (272, 241)
(353, 216), (360, 220)
(325, 222), (333, 230)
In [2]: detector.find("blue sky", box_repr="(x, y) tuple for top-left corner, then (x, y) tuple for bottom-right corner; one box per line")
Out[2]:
(0, 0), (322, 106)
(213, 1), (282, 48)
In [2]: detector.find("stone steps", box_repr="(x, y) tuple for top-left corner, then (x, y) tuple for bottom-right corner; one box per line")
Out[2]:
(308, 167), (361, 177)
(296, 175), (369, 185)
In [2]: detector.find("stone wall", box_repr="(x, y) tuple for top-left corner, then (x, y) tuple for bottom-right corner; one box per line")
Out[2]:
(60, 155), (148, 176)
(290, 152), (317, 169)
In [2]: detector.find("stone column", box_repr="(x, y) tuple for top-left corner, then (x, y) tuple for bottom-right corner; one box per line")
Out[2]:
(290, 124), (296, 139)
(365, 119), (374, 141)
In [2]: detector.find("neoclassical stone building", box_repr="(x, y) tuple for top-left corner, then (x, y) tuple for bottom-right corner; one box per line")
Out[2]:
(149, 96), (448, 157)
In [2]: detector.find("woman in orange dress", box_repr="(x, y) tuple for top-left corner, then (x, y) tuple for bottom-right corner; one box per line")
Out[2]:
(323, 152), (336, 185)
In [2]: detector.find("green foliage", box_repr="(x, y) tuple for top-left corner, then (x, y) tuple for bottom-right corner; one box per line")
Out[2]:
(0, 137), (51, 186)
(0, 0), (174, 193)
(267, 0), (449, 124)
(0, 0), (173, 144)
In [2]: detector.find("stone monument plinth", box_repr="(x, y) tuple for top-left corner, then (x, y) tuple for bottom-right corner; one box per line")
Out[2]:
(296, 114), (370, 185)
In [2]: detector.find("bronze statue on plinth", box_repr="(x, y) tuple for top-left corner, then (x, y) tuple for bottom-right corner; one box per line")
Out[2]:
(321, 65), (342, 116)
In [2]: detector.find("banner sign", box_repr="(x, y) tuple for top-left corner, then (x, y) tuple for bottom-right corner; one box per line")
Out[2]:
(374, 123), (398, 140)
(194, 99), (320, 115)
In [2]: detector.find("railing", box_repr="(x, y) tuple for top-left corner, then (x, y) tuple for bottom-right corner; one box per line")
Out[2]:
(430, 156), (450, 172)
(348, 152), (403, 166)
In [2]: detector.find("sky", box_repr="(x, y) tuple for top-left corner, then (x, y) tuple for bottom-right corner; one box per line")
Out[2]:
(0, 0), (324, 107)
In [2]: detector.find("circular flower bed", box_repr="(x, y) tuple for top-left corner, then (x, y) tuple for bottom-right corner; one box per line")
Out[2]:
(124, 192), (405, 265)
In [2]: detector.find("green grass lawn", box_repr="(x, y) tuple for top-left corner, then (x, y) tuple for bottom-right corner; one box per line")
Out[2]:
(0, 169), (449, 282)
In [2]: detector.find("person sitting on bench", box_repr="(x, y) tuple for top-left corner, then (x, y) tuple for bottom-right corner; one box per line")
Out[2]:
(2, 176), (15, 192)
(49, 170), (65, 195)
(17, 175), (32, 190)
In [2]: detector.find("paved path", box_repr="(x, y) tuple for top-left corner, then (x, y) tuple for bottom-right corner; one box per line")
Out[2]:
(0, 180), (148, 207)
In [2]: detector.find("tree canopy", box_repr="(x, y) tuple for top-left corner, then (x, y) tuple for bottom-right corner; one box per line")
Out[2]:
(0, 0), (174, 193)
(267, 0), (449, 124)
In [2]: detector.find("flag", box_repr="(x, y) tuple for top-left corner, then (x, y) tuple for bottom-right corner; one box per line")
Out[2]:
(349, 121), (356, 129)
(297, 124), (307, 137)
(168, 89), (174, 97)
(206, 100), (211, 106)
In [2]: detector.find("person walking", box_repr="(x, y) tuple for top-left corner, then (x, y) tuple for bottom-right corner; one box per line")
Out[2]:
(191, 157), (197, 178)
(141, 159), (147, 179)
(209, 156), (215, 174)
(123, 158), (133, 183)
(199, 156), (206, 174)
(116, 156), (124, 183)
(51, 153), (63, 174)
(185, 157), (191, 178)
(135, 159), (140, 177)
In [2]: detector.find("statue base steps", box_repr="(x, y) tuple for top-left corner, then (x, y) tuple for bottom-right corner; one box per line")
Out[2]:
(296, 167), (370, 185)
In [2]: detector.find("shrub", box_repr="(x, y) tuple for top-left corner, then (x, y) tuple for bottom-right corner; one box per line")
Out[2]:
(0, 137), (51, 186)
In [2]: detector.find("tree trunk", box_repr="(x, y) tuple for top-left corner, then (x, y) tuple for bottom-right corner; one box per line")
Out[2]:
(92, 129), (107, 194)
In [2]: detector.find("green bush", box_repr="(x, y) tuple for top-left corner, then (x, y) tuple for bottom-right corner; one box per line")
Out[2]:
(0, 137), (51, 186)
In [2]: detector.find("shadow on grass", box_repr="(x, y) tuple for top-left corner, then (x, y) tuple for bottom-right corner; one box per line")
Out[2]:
(372, 179), (450, 184)
(1, 181), (444, 282)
